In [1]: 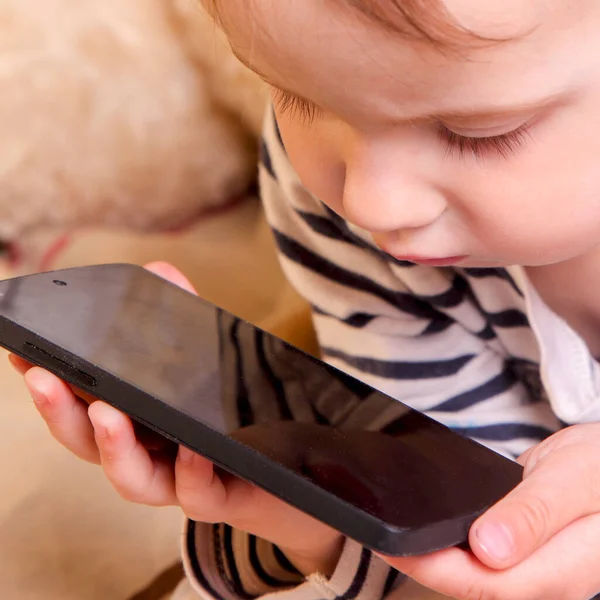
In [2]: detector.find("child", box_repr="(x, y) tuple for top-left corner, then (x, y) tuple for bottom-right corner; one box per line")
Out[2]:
(15, 0), (600, 598)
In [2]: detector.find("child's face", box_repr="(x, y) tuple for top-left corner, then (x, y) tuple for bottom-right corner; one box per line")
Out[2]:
(205, 0), (600, 268)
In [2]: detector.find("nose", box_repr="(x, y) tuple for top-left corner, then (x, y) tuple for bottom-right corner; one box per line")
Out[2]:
(341, 132), (447, 233)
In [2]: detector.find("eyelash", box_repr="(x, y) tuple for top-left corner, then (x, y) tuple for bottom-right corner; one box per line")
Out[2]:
(438, 126), (531, 159)
(272, 89), (320, 124)
(272, 89), (531, 160)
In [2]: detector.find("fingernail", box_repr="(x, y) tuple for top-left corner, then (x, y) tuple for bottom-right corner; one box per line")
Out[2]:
(475, 521), (515, 562)
(178, 446), (196, 465)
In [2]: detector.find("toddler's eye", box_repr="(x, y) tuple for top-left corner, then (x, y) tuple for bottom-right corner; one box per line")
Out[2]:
(272, 89), (321, 125)
(438, 124), (531, 160)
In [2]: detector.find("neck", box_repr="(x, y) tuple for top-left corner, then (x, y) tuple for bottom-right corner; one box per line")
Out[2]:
(525, 245), (600, 355)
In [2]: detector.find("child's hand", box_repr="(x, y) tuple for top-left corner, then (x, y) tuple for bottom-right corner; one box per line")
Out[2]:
(382, 423), (600, 600)
(12, 261), (343, 577)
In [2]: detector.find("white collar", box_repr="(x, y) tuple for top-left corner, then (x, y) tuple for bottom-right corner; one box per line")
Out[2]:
(511, 266), (600, 423)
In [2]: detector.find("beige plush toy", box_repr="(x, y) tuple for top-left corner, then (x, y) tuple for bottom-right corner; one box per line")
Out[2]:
(0, 0), (268, 273)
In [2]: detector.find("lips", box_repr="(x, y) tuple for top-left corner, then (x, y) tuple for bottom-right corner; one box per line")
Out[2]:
(393, 255), (468, 267)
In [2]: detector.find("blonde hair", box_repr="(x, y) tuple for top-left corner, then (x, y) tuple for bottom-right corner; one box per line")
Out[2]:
(205, 0), (504, 51)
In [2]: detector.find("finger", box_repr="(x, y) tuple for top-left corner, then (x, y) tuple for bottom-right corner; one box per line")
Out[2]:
(516, 444), (536, 467)
(61, 376), (175, 454)
(469, 438), (599, 570)
(175, 448), (272, 523)
(8, 353), (33, 375)
(175, 446), (341, 564)
(382, 546), (496, 600)
(88, 401), (177, 506)
(505, 512), (600, 600)
(174, 447), (229, 522)
(24, 367), (100, 464)
(143, 262), (197, 295)
(383, 512), (600, 600)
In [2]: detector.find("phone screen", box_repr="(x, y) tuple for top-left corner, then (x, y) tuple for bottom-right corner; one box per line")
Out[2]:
(0, 265), (522, 542)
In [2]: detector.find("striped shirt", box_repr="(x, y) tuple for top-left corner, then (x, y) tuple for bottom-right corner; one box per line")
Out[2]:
(180, 108), (600, 600)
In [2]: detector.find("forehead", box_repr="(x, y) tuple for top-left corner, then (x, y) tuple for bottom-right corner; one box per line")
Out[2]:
(206, 0), (596, 120)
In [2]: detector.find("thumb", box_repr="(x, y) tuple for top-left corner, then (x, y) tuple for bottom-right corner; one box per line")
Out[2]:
(469, 435), (599, 570)
(144, 261), (197, 295)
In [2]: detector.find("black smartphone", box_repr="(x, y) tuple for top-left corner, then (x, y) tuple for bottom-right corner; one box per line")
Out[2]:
(0, 263), (522, 556)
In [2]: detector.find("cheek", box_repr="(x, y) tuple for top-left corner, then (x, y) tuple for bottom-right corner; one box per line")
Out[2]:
(276, 114), (345, 211)
(459, 131), (600, 263)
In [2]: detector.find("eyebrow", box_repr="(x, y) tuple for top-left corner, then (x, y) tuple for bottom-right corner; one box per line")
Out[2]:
(230, 46), (272, 81)
(433, 92), (566, 123)
(231, 45), (566, 124)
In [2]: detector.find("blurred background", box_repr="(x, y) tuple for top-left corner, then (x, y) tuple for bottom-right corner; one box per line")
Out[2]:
(0, 0), (315, 597)
(0, 202), (316, 599)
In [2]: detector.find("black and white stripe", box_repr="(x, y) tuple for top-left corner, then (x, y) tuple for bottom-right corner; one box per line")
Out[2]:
(181, 107), (591, 600)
